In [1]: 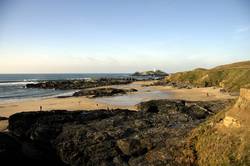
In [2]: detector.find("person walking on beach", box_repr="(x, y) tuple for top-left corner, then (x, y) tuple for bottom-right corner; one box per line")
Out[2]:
(40, 106), (42, 111)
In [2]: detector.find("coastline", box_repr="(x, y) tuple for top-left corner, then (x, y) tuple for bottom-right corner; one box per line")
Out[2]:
(0, 81), (235, 118)
(0, 89), (78, 104)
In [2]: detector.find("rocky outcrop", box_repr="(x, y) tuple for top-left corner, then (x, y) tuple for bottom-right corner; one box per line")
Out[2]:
(240, 88), (250, 99)
(0, 99), (234, 165)
(223, 116), (241, 127)
(148, 81), (193, 89)
(26, 78), (134, 90)
(186, 88), (250, 165)
(223, 88), (250, 128)
(132, 70), (168, 77)
(0, 116), (8, 121)
(73, 88), (137, 98)
(0, 132), (66, 166)
(0, 133), (25, 165)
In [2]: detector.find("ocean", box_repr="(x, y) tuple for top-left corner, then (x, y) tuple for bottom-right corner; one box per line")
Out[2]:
(0, 73), (130, 102)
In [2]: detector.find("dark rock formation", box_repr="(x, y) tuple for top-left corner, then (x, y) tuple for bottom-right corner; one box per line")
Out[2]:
(1, 99), (234, 165)
(26, 78), (134, 90)
(73, 88), (137, 98)
(0, 116), (8, 121)
(168, 82), (193, 89)
(0, 132), (65, 166)
(132, 70), (168, 77)
(147, 80), (193, 89)
(0, 133), (24, 165)
(131, 70), (168, 81)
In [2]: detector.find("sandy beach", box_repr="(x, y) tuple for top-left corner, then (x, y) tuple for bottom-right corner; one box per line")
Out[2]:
(154, 86), (236, 101)
(0, 81), (235, 118)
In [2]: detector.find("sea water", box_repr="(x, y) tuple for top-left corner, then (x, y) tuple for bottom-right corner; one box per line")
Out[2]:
(0, 73), (129, 102)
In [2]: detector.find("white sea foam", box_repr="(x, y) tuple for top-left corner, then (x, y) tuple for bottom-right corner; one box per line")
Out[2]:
(67, 77), (91, 80)
(23, 79), (39, 81)
(0, 81), (37, 86)
(48, 90), (79, 98)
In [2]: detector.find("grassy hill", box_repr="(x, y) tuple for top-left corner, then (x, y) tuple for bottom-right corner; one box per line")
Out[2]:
(166, 61), (250, 93)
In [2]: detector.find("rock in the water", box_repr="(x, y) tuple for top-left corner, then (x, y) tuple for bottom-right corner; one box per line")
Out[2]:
(132, 70), (168, 77)
(26, 78), (134, 90)
(73, 88), (137, 98)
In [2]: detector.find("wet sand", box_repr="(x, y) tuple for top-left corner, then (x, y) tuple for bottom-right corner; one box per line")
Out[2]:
(0, 81), (235, 118)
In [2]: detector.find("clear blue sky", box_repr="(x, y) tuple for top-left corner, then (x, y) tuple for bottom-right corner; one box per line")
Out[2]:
(0, 0), (249, 73)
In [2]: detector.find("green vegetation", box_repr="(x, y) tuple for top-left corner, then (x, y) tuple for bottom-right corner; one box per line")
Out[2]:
(166, 61), (250, 93)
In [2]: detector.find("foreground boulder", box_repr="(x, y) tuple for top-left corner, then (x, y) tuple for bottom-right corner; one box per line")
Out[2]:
(0, 133), (23, 164)
(3, 99), (234, 165)
(0, 132), (65, 166)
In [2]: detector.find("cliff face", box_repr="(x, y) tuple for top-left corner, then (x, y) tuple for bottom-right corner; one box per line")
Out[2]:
(234, 88), (250, 110)
(224, 88), (250, 127)
(189, 88), (250, 165)
(165, 61), (250, 93)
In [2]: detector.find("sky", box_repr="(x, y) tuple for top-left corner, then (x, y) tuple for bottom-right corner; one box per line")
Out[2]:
(0, 0), (249, 73)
